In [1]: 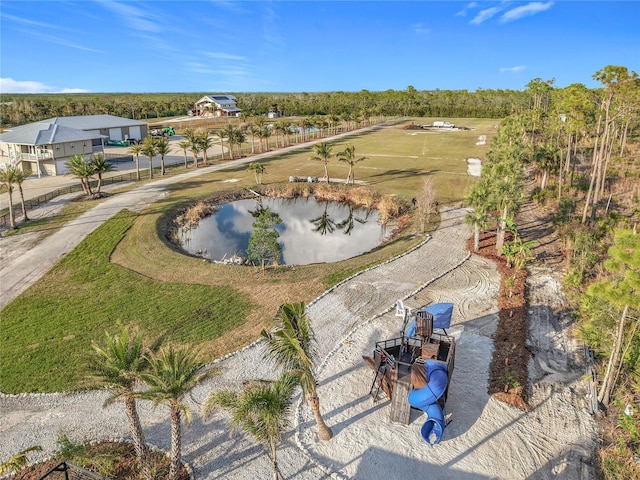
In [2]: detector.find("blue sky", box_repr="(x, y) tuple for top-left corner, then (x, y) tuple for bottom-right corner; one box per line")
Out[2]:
(1, 1), (638, 93)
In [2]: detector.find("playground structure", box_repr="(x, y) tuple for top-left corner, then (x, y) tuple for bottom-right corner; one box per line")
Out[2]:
(363, 302), (456, 445)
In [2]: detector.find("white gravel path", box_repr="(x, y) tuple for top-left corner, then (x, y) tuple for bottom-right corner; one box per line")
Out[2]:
(0, 205), (596, 479)
(0, 124), (596, 478)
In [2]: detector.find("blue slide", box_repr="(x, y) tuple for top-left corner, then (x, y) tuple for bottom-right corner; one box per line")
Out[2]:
(407, 360), (448, 445)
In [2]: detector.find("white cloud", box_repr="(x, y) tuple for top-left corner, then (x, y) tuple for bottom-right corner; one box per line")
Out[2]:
(412, 23), (431, 35)
(263, 6), (284, 48)
(98, 0), (162, 33)
(470, 7), (501, 25)
(500, 66), (527, 73)
(58, 88), (90, 94)
(203, 52), (248, 61)
(456, 2), (478, 17)
(0, 78), (88, 94)
(500, 2), (554, 23)
(0, 13), (63, 31)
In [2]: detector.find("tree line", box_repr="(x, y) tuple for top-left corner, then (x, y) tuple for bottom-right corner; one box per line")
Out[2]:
(465, 65), (639, 477)
(1, 87), (534, 127)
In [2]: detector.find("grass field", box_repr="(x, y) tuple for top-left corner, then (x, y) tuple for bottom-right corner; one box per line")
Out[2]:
(0, 118), (497, 393)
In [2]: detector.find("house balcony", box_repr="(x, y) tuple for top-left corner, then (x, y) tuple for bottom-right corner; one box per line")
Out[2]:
(2, 150), (54, 162)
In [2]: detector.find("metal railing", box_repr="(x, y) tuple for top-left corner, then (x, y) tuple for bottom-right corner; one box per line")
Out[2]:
(1, 119), (395, 228)
(0, 171), (140, 228)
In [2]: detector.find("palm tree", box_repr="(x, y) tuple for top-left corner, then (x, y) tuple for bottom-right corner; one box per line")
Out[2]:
(202, 372), (298, 480)
(248, 161), (266, 184)
(12, 167), (31, 222)
(274, 120), (291, 147)
(0, 163), (19, 229)
(311, 203), (338, 235)
(198, 132), (215, 165)
(129, 143), (143, 180)
(232, 128), (246, 158)
(216, 129), (227, 160)
(256, 126), (271, 153)
(138, 346), (215, 480)
(464, 208), (491, 252)
(309, 142), (333, 184)
(182, 128), (201, 167)
(64, 154), (95, 196)
(465, 184), (492, 251)
(90, 154), (114, 194)
(141, 136), (158, 179)
(261, 302), (333, 441)
(253, 116), (268, 152)
(221, 124), (239, 159)
(337, 144), (367, 184)
(177, 139), (190, 168)
(0, 446), (42, 476)
(155, 137), (172, 175)
(89, 325), (161, 480)
(248, 124), (259, 154)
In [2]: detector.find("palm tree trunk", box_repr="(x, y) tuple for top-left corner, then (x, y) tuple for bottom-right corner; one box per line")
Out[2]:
(269, 441), (284, 480)
(169, 404), (182, 480)
(18, 185), (29, 221)
(135, 156), (141, 181)
(306, 392), (333, 440)
(124, 396), (152, 480)
(6, 188), (16, 229)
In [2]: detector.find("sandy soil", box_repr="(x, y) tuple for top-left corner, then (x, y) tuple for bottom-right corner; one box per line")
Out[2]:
(0, 128), (596, 478)
(0, 200), (596, 479)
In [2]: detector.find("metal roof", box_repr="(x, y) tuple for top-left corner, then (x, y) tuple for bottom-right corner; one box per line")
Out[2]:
(0, 122), (106, 145)
(195, 95), (239, 106)
(42, 114), (146, 129)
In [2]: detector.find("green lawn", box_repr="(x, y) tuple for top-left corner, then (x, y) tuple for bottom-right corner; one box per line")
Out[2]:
(0, 210), (253, 393)
(0, 118), (496, 393)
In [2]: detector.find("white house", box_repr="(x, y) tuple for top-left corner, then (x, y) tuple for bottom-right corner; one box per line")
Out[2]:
(0, 115), (148, 177)
(192, 95), (242, 117)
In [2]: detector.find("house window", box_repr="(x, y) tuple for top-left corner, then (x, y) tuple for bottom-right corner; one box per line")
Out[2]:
(55, 145), (60, 150)
(71, 143), (75, 149)
(83, 142), (87, 147)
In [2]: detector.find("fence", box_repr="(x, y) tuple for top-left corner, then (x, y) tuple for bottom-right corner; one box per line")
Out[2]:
(1, 117), (397, 228)
(0, 170), (140, 228)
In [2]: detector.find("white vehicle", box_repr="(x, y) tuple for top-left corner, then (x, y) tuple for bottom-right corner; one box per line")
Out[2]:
(432, 121), (455, 128)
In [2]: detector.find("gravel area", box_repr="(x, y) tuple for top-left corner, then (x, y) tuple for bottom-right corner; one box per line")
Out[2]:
(0, 127), (596, 478)
(0, 203), (596, 479)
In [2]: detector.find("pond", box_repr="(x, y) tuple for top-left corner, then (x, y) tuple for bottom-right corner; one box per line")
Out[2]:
(178, 196), (391, 265)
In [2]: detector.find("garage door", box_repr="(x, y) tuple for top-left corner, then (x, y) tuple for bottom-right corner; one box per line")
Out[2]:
(109, 128), (122, 141)
(129, 126), (141, 140)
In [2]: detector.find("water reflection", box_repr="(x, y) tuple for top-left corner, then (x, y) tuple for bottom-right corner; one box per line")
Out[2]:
(179, 196), (389, 265)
